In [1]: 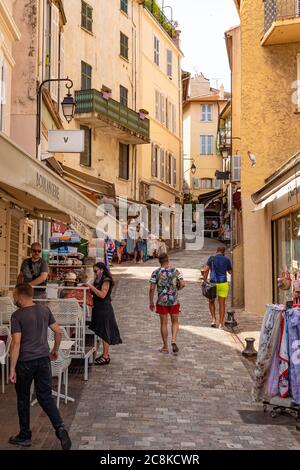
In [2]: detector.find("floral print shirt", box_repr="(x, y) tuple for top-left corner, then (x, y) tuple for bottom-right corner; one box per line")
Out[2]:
(150, 267), (184, 306)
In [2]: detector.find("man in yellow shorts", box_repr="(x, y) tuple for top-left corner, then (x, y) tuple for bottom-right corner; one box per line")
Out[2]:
(203, 247), (232, 329)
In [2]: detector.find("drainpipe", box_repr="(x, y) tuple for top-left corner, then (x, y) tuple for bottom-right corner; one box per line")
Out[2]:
(131, 0), (138, 201)
(229, 33), (234, 309)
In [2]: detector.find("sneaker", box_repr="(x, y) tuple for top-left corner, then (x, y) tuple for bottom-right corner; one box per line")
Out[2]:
(56, 427), (72, 450)
(9, 434), (32, 447)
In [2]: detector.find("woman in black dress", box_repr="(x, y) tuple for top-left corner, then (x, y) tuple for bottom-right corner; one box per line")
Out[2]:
(88, 262), (122, 365)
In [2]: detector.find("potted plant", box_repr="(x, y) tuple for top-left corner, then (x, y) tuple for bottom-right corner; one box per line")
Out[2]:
(138, 108), (149, 119)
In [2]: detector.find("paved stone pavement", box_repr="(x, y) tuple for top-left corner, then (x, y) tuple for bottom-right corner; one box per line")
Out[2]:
(1, 238), (300, 450)
(68, 239), (300, 450)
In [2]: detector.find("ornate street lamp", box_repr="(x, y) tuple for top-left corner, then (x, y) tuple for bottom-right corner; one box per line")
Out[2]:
(191, 163), (197, 175)
(61, 85), (76, 123)
(36, 77), (75, 158)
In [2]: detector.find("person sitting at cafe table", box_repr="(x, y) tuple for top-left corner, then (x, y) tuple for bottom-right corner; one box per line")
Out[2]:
(17, 242), (48, 298)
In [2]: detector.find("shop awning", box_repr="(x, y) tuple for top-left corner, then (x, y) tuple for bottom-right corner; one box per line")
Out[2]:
(198, 190), (222, 208)
(0, 132), (121, 240)
(252, 150), (300, 212)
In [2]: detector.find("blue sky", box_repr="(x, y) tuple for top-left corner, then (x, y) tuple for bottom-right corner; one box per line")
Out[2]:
(158, 0), (240, 91)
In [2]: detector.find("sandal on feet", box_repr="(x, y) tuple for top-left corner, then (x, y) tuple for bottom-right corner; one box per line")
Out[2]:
(94, 356), (110, 366)
(171, 343), (179, 354)
(211, 322), (217, 328)
(159, 347), (169, 354)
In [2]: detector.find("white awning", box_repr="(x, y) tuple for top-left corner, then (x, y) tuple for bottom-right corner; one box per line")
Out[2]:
(0, 132), (121, 240)
(252, 176), (300, 212)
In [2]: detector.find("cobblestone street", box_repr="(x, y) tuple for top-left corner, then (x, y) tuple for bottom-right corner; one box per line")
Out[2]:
(1, 239), (300, 451)
(69, 239), (300, 450)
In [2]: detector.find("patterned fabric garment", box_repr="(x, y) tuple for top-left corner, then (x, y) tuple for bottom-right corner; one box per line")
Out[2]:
(150, 267), (184, 306)
(278, 314), (289, 398)
(252, 304), (284, 402)
(287, 309), (300, 405)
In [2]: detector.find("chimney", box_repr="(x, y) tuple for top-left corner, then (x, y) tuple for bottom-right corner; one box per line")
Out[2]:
(219, 84), (225, 100)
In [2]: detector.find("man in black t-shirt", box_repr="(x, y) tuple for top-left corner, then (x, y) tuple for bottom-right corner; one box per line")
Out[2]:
(9, 284), (72, 450)
(17, 242), (48, 298)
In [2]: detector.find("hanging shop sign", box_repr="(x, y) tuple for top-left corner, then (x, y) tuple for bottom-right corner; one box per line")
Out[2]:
(48, 130), (85, 153)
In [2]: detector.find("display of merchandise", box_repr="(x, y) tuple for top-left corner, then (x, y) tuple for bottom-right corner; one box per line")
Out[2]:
(48, 228), (95, 284)
(253, 303), (300, 429)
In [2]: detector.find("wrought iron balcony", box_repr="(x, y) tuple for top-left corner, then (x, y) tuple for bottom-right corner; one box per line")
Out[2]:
(217, 129), (232, 154)
(263, 0), (300, 45)
(75, 89), (150, 144)
(144, 0), (176, 40)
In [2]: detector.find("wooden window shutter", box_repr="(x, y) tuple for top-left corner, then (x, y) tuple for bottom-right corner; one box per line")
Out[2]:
(50, 3), (59, 101)
(160, 149), (165, 181)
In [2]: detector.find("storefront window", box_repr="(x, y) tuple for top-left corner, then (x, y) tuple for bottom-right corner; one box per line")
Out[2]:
(273, 215), (291, 304)
(292, 209), (300, 269)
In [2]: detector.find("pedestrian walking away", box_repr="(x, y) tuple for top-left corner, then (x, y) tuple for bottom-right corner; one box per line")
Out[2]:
(9, 284), (72, 450)
(203, 246), (232, 329)
(17, 242), (48, 299)
(149, 253), (185, 354)
(88, 263), (122, 366)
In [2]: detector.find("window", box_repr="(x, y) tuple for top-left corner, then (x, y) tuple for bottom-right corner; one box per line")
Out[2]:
(297, 53), (300, 110)
(81, 1), (93, 32)
(155, 91), (165, 124)
(160, 149), (165, 181)
(166, 99), (176, 133)
(193, 178), (201, 190)
(231, 155), (241, 182)
(166, 154), (176, 186)
(213, 179), (222, 190)
(151, 144), (158, 177)
(80, 126), (92, 166)
(200, 135), (213, 155)
(166, 49), (173, 77)
(154, 36), (160, 66)
(201, 104), (212, 121)
(81, 61), (92, 90)
(120, 32), (129, 60)
(0, 57), (7, 132)
(120, 85), (128, 107)
(50, 2), (59, 101)
(120, 0), (128, 14)
(200, 179), (213, 190)
(119, 143), (130, 180)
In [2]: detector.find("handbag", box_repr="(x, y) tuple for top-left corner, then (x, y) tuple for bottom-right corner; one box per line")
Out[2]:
(202, 257), (217, 299)
(202, 280), (217, 300)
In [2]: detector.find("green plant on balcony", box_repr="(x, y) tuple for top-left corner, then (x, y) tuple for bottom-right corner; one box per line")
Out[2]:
(144, 0), (175, 38)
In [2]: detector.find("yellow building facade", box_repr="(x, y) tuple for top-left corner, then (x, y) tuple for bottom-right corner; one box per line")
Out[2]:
(232, 0), (300, 314)
(183, 74), (227, 200)
(137, 2), (183, 248)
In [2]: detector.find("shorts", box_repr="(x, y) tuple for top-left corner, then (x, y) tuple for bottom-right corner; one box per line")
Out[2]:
(156, 304), (180, 315)
(216, 282), (229, 298)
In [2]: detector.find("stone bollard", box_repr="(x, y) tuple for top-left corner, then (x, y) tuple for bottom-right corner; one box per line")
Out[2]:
(242, 337), (257, 358)
(225, 308), (238, 328)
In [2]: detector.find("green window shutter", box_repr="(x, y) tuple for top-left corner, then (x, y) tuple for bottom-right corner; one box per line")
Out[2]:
(80, 126), (92, 166)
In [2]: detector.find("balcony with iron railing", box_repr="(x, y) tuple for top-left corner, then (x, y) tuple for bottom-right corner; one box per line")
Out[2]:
(143, 0), (177, 40)
(217, 129), (232, 155)
(262, 0), (300, 45)
(75, 89), (150, 144)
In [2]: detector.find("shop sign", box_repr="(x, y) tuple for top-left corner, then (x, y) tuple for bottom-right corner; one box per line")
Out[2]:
(36, 172), (60, 200)
(48, 130), (85, 153)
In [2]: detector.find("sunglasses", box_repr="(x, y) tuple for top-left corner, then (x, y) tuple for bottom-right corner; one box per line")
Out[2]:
(32, 250), (41, 253)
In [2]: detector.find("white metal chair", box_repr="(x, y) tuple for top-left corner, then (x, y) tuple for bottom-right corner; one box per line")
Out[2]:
(0, 297), (15, 325)
(48, 327), (74, 408)
(48, 299), (84, 355)
(0, 326), (11, 393)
